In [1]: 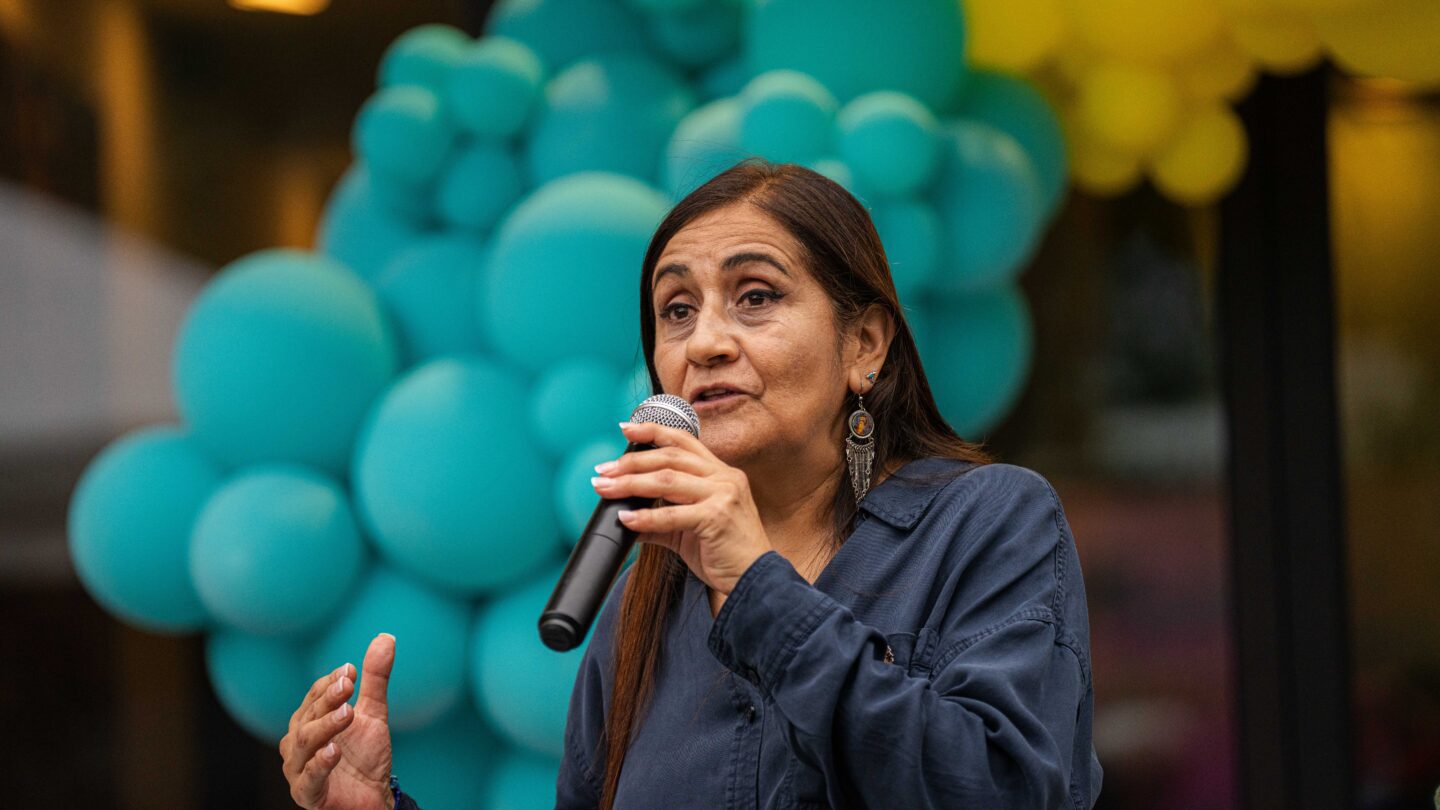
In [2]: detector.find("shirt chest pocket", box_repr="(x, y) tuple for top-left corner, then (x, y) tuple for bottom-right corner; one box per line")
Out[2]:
(780, 630), (935, 808)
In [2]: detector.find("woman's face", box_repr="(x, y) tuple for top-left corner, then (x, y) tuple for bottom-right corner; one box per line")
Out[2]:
(649, 202), (851, 470)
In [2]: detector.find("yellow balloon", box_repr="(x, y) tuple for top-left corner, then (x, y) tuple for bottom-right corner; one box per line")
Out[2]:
(964, 0), (1066, 72)
(1076, 63), (1183, 156)
(1052, 45), (1097, 86)
(1312, 0), (1440, 86)
(1064, 0), (1225, 67)
(1062, 104), (1143, 196)
(1179, 35), (1258, 101)
(1148, 105), (1249, 205)
(1231, 10), (1324, 74)
(1265, 0), (1379, 11)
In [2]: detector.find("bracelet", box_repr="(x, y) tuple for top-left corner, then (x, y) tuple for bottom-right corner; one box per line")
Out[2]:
(388, 773), (402, 809)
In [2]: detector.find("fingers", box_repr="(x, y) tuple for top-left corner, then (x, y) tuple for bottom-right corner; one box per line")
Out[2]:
(355, 632), (396, 724)
(619, 421), (716, 461)
(593, 467), (710, 504)
(291, 737), (343, 808)
(283, 674), (355, 781)
(597, 445), (708, 478)
(286, 663), (353, 749)
(619, 501), (703, 535)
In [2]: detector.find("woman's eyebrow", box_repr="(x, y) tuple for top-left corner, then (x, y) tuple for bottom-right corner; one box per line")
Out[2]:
(655, 251), (791, 284)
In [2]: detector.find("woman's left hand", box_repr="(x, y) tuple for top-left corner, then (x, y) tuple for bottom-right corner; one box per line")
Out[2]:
(591, 421), (773, 597)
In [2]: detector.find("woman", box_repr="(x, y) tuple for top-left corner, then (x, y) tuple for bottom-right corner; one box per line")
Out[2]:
(280, 159), (1103, 809)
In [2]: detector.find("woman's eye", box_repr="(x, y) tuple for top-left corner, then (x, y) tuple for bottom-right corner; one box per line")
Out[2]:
(740, 290), (783, 307)
(659, 302), (692, 322)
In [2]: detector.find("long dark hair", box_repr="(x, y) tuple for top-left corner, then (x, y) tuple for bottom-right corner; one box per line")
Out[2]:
(597, 158), (994, 808)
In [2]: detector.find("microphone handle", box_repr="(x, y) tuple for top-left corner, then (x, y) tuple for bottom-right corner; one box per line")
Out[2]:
(538, 441), (654, 651)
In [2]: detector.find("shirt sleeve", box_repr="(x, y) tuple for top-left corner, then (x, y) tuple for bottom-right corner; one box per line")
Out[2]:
(705, 464), (1099, 809)
(555, 562), (633, 809)
(394, 790), (422, 810)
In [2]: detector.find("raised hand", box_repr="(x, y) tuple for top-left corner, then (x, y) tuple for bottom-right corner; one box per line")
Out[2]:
(279, 633), (398, 810)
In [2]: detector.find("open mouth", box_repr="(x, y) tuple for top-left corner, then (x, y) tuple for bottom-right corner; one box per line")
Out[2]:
(693, 390), (746, 409)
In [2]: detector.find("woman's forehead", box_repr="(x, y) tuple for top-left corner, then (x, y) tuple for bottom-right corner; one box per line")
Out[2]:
(658, 204), (805, 267)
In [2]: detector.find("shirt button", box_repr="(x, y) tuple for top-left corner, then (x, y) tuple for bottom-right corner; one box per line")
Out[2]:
(745, 704), (756, 722)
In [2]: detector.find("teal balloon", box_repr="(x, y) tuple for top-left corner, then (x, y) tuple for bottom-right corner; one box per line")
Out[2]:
(645, 0), (741, 69)
(739, 70), (837, 165)
(67, 426), (221, 633)
(662, 97), (745, 200)
(837, 91), (943, 198)
(318, 166), (427, 282)
(952, 70), (1068, 218)
(484, 749), (563, 810)
(206, 629), (313, 743)
(190, 464), (367, 636)
(488, 0), (648, 75)
(746, 0), (968, 110)
(173, 248), (400, 477)
(527, 52), (695, 185)
(480, 172), (670, 373)
(916, 284), (1033, 438)
(391, 700), (502, 810)
(379, 24), (471, 95)
(436, 140), (524, 234)
(530, 359), (625, 459)
(699, 55), (749, 102)
(899, 300), (931, 352)
(554, 436), (628, 540)
(930, 121), (1044, 292)
(354, 85), (455, 187)
(806, 156), (860, 197)
(613, 359), (654, 420)
(871, 199), (942, 302)
(471, 562), (594, 757)
(447, 36), (545, 139)
(352, 357), (561, 596)
(625, 0), (704, 11)
(374, 235), (489, 366)
(309, 566), (471, 731)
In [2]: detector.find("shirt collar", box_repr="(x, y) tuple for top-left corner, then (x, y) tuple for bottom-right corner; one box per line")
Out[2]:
(858, 456), (979, 530)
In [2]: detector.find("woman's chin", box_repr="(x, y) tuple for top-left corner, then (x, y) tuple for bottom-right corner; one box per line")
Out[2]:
(699, 424), (758, 465)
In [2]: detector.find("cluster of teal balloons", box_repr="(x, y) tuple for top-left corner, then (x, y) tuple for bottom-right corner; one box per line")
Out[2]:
(68, 1), (1068, 807)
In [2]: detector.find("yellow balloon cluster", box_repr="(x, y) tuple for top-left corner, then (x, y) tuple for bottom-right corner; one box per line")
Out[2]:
(962, 0), (1440, 205)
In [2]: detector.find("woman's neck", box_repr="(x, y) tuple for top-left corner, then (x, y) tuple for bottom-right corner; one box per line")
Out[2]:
(743, 451), (894, 582)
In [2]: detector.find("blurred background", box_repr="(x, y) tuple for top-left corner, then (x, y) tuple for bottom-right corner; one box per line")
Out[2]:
(1, 0), (1437, 808)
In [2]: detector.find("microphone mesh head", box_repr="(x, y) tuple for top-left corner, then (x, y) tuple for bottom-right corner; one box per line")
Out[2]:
(630, 394), (700, 438)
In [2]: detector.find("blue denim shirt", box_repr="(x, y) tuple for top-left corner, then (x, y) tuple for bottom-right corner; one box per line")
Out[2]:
(401, 457), (1102, 809)
(556, 457), (1102, 809)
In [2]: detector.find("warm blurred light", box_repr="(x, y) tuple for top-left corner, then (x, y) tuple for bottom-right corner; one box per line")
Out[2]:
(0, 0), (32, 41)
(228, 0), (330, 15)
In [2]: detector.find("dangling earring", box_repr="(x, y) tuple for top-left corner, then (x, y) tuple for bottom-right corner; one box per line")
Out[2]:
(846, 370), (879, 504)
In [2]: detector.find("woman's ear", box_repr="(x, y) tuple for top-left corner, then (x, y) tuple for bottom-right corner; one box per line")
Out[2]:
(845, 304), (895, 392)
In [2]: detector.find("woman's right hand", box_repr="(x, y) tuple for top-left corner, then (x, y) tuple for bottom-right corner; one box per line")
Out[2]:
(280, 633), (398, 810)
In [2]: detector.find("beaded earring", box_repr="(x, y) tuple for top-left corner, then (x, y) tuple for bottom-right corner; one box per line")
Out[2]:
(846, 370), (879, 503)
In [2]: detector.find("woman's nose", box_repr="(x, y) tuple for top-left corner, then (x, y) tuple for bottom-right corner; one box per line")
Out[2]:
(685, 303), (739, 366)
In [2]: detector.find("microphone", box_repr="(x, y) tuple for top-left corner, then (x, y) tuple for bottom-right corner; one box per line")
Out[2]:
(538, 393), (701, 652)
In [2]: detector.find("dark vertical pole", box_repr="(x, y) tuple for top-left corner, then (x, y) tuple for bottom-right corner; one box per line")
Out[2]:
(1218, 67), (1354, 810)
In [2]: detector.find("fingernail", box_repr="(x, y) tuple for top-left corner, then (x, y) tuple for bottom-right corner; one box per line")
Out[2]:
(332, 664), (346, 680)
(379, 632), (395, 641)
(618, 510), (636, 521)
(590, 476), (612, 489)
(594, 460), (618, 474)
(329, 678), (343, 697)
(323, 742), (337, 759)
(333, 703), (351, 721)
(618, 421), (634, 430)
